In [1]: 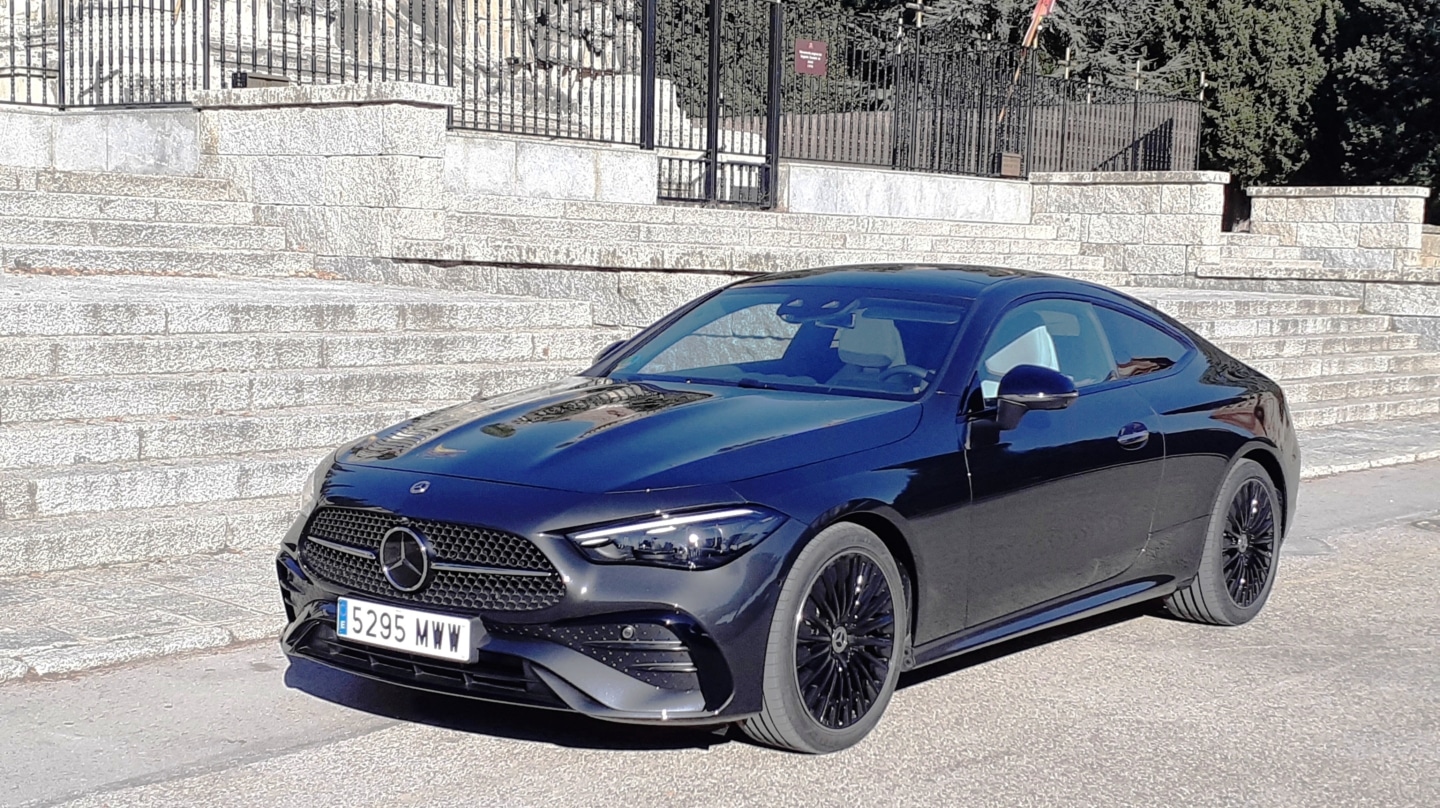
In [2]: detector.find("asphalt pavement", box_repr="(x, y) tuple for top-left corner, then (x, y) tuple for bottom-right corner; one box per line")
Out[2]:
(2, 461), (1438, 808)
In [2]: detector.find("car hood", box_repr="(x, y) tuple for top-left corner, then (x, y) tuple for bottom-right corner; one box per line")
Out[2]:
(340, 376), (922, 493)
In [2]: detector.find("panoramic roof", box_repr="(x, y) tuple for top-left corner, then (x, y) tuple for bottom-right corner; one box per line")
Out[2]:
(737, 264), (1035, 297)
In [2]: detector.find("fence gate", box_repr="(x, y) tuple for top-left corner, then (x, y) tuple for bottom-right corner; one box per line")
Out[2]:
(653, 0), (781, 207)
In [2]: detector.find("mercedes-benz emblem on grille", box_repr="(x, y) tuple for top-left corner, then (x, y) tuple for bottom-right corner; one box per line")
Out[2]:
(409, 480), (431, 495)
(379, 526), (433, 593)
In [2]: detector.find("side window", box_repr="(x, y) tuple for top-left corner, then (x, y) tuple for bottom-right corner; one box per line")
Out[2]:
(1093, 306), (1189, 380)
(979, 299), (1115, 399)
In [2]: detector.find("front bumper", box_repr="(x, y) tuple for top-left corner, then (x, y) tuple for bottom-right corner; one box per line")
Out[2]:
(275, 491), (803, 725)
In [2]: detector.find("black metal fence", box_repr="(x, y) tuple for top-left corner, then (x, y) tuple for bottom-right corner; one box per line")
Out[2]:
(2, 0), (1200, 203)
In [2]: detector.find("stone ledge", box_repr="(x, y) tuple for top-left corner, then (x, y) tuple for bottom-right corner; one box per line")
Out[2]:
(192, 81), (456, 111)
(1249, 186), (1432, 199)
(1030, 170), (1231, 185)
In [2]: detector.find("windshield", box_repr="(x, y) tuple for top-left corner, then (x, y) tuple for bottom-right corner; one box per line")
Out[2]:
(607, 286), (969, 399)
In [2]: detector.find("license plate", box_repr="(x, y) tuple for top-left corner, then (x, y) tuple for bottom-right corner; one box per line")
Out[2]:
(336, 597), (481, 663)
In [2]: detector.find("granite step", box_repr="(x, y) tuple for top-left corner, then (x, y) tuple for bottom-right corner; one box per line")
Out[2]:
(0, 275), (596, 337)
(1186, 313), (1395, 340)
(0, 327), (626, 379)
(0, 495), (298, 577)
(1200, 262), (1440, 284)
(0, 401), (447, 471)
(23, 168), (243, 202)
(0, 360), (581, 425)
(0, 190), (259, 225)
(0, 448), (326, 523)
(0, 217), (286, 251)
(1282, 371), (1440, 405)
(1291, 393), (1440, 430)
(1127, 289), (1363, 318)
(1248, 351), (1440, 381)
(1215, 332), (1421, 361)
(0, 245), (315, 278)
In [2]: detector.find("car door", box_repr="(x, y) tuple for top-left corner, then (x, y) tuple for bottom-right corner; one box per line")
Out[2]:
(962, 298), (1165, 627)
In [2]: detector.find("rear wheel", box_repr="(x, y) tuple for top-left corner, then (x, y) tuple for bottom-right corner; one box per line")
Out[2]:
(1164, 459), (1282, 626)
(741, 522), (908, 754)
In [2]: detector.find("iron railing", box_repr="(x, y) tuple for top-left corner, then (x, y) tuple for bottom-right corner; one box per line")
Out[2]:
(2, 0), (1201, 198)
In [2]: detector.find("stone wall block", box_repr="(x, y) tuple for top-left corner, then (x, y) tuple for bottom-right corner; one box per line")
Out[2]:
(1300, 246), (1391, 270)
(1335, 197), (1398, 223)
(1083, 184), (1160, 214)
(202, 106), (384, 156)
(1159, 185), (1192, 214)
(1293, 222), (1359, 249)
(1124, 244), (1188, 275)
(322, 155), (443, 208)
(514, 140), (597, 200)
(52, 114), (109, 172)
(595, 147), (658, 205)
(1396, 198), (1427, 223)
(249, 157), (325, 205)
(1357, 223), (1416, 250)
(1087, 214), (1146, 244)
(386, 208), (446, 242)
(1145, 214), (1221, 246)
(1032, 212), (1087, 241)
(104, 112), (200, 175)
(445, 135), (518, 198)
(1364, 284), (1440, 317)
(380, 104), (447, 158)
(1190, 183), (1226, 216)
(0, 108), (53, 168)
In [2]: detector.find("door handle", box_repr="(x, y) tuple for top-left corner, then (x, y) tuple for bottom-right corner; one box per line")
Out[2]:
(1117, 422), (1150, 450)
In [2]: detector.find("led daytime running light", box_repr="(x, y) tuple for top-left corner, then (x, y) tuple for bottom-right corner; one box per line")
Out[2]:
(572, 508), (761, 546)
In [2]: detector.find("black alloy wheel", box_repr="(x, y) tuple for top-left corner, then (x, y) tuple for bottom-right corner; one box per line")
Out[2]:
(742, 522), (908, 754)
(1222, 479), (1277, 608)
(795, 553), (896, 729)
(1164, 458), (1283, 626)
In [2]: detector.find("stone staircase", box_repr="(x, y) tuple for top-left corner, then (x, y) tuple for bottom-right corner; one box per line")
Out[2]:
(0, 273), (628, 578)
(1130, 288), (1440, 429)
(0, 166), (313, 278)
(393, 195), (1129, 285)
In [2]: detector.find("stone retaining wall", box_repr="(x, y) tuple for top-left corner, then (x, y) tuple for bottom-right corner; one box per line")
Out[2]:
(1249, 186), (1430, 271)
(1029, 171), (1229, 276)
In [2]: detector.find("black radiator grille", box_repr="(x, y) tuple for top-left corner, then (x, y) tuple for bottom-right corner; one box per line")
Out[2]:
(300, 507), (565, 612)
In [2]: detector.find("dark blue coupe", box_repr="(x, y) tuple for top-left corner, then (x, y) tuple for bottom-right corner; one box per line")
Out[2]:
(277, 265), (1299, 753)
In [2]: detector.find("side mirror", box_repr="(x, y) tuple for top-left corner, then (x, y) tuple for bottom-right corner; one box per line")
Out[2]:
(593, 339), (626, 365)
(996, 365), (1078, 430)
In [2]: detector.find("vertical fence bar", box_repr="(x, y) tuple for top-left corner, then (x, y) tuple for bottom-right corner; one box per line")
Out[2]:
(702, 0), (722, 202)
(763, 0), (781, 208)
(56, 0), (67, 107)
(639, 0), (656, 149)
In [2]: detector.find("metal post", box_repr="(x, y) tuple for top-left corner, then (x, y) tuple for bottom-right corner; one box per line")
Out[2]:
(203, 0), (211, 90)
(703, 0), (723, 203)
(1023, 51), (1036, 177)
(1130, 59), (1142, 171)
(56, 0), (67, 107)
(763, 0), (782, 208)
(640, 0), (657, 150)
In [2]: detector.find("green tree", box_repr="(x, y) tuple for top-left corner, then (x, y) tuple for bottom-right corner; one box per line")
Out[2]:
(1309, 0), (1440, 188)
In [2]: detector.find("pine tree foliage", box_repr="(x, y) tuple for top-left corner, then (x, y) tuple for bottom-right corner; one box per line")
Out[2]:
(1321, 0), (1440, 187)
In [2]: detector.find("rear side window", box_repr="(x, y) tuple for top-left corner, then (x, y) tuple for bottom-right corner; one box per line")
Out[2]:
(1094, 306), (1189, 380)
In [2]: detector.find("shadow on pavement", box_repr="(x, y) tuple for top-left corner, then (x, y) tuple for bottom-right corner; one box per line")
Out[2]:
(282, 658), (728, 752)
(899, 603), (1153, 689)
(284, 604), (1155, 750)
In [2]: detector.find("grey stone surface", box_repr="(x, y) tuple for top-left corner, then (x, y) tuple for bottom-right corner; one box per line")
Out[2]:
(191, 81), (457, 111)
(781, 162), (1032, 224)
(53, 110), (200, 176)
(0, 107), (53, 169)
(1393, 316), (1440, 351)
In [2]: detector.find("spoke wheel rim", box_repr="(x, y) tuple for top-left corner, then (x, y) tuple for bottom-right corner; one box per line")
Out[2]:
(1221, 479), (1277, 608)
(794, 552), (896, 730)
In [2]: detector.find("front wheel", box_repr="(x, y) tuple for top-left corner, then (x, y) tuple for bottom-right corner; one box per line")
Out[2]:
(740, 522), (908, 754)
(1164, 458), (1282, 626)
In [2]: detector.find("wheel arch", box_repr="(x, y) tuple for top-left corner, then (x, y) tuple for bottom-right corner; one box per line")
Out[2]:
(1237, 442), (1290, 538)
(830, 508), (920, 644)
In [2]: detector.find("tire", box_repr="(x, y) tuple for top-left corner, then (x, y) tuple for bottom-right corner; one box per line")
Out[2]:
(1164, 459), (1282, 626)
(740, 522), (909, 754)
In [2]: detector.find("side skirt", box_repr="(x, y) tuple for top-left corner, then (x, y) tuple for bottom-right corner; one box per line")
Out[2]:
(910, 576), (1177, 669)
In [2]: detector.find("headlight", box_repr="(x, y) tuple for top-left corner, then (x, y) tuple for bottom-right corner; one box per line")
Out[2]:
(567, 507), (785, 570)
(299, 449), (338, 512)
